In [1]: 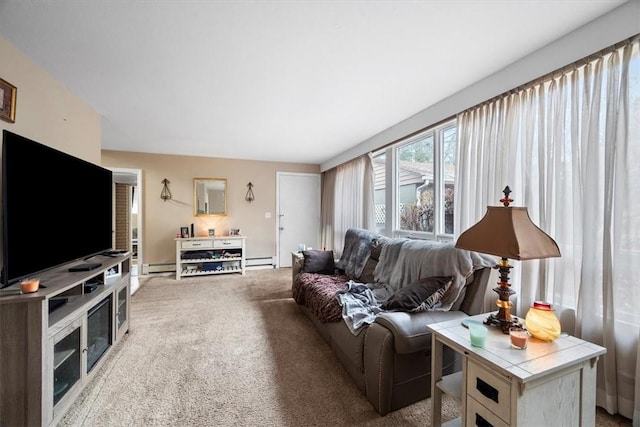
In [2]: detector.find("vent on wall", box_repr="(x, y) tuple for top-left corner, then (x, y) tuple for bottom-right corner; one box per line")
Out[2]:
(141, 263), (176, 275)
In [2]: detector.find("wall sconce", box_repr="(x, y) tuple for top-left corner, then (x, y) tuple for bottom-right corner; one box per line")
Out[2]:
(160, 178), (172, 202)
(245, 182), (255, 202)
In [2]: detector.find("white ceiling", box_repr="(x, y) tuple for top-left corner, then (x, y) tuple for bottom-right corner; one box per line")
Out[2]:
(0, 1), (627, 165)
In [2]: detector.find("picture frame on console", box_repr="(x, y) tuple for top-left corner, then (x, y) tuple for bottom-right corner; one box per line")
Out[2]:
(0, 78), (17, 123)
(180, 227), (189, 238)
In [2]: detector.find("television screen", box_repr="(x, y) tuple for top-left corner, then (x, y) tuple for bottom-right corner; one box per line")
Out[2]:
(2, 130), (113, 287)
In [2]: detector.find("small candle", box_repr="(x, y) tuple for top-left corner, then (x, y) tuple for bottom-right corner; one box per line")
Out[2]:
(20, 278), (40, 293)
(510, 328), (528, 349)
(469, 323), (488, 348)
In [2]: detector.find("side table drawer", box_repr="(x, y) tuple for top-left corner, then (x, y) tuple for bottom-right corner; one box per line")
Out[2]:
(181, 240), (213, 249)
(467, 359), (510, 423)
(214, 239), (241, 249)
(466, 396), (510, 427)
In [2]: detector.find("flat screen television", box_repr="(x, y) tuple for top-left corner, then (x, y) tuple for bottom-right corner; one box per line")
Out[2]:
(2, 130), (113, 287)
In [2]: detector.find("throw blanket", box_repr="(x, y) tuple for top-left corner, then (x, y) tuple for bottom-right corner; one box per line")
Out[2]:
(373, 238), (407, 285)
(379, 240), (495, 311)
(293, 273), (349, 323)
(335, 228), (381, 278)
(336, 281), (394, 335)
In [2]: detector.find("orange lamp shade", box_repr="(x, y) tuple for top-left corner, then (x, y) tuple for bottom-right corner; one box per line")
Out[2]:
(525, 301), (561, 341)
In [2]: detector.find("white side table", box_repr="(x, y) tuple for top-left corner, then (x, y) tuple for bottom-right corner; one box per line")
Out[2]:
(427, 313), (606, 427)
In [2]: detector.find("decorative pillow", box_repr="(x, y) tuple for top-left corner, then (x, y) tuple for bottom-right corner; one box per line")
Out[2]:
(302, 250), (336, 275)
(381, 276), (454, 313)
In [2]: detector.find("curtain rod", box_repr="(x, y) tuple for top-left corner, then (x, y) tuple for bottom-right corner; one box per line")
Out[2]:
(461, 33), (639, 114)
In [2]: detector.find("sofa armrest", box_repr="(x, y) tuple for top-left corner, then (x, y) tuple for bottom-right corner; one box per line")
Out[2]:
(291, 251), (304, 283)
(363, 322), (395, 415)
(374, 311), (469, 354)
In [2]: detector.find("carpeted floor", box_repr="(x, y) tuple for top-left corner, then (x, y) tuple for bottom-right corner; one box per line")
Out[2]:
(59, 268), (631, 426)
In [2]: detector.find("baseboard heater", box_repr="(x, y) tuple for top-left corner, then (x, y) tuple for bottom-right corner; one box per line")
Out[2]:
(245, 256), (276, 270)
(141, 263), (176, 275)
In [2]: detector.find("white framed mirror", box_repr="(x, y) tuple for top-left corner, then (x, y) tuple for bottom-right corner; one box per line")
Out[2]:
(194, 178), (227, 216)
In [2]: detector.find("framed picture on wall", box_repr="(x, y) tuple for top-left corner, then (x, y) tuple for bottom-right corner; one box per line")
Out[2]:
(0, 78), (17, 123)
(180, 227), (189, 238)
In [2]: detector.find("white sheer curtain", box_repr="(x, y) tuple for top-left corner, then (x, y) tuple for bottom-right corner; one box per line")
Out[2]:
(456, 35), (640, 422)
(321, 154), (375, 257)
(320, 167), (336, 252)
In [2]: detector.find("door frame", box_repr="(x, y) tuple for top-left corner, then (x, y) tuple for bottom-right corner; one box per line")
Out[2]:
(110, 167), (143, 270)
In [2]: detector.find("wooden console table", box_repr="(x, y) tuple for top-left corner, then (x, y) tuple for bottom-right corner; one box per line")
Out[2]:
(427, 313), (606, 427)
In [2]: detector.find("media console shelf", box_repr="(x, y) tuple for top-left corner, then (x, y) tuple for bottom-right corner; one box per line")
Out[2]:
(175, 236), (246, 280)
(0, 253), (131, 426)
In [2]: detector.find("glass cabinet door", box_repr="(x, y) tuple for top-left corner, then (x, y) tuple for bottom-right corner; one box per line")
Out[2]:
(117, 286), (127, 329)
(53, 324), (81, 406)
(115, 283), (129, 341)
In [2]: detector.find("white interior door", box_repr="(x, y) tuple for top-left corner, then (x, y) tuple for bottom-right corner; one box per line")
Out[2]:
(277, 172), (321, 267)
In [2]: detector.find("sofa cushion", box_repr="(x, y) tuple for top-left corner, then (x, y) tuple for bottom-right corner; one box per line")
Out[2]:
(302, 250), (336, 274)
(381, 276), (453, 313)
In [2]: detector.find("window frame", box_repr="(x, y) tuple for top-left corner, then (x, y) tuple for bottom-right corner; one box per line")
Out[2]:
(374, 118), (456, 241)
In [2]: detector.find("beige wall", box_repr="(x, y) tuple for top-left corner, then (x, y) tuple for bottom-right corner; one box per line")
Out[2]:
(102, 150), (319, 265)
(0, 35), (102, 273)
(0, 36), (101, 163)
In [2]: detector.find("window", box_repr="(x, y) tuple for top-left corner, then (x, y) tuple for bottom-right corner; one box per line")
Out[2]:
(398, 134), (435, 233)
(373, 119), (456, 239)
(372, 152), (386, 233)
(397, 120), (456, 238)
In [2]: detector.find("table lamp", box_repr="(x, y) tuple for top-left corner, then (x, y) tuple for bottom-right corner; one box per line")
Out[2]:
(455, 186), (561, 333)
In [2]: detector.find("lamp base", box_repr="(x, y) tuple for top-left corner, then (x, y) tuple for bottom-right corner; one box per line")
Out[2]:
(485, 312), (523, 334)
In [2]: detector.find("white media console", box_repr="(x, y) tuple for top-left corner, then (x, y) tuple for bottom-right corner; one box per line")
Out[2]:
(0, 253), (131, 426)
(175, 236), (246, 280)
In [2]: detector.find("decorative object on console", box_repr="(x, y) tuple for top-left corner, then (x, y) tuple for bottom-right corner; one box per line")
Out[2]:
(525, 301), (561, 341)
(454, 186), (561, 333)
(245, 182), (255, 202)
(180, 227), (189, 238)
(229, 228), (240, 236)
(20, 278), (39, 293)
(208, 228), (215, 237)
(160, 178), (172, 202)
(0, 78), (17, 123)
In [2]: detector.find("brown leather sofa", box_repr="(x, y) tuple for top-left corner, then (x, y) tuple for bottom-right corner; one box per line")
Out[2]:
(291, 228), (494, 415)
